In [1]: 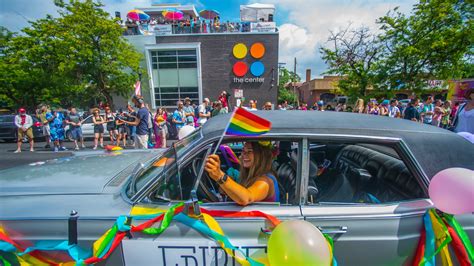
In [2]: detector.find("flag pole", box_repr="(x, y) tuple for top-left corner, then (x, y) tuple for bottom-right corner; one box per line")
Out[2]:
(212, 108), (237, 154)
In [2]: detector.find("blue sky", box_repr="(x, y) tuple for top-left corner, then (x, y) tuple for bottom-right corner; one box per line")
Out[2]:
(0, 0), (417, 78)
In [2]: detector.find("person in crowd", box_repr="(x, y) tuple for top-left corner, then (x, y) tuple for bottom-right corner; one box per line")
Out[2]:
(14, 108), (34, 153)
(421, 96), (435, 125)
(388, 99), (401, 118)
(450, 102), (460, 123)
(173, 101), (186, 132)
(127, 104), (137, 147)
(183, 97), (195, 126)
(248, 100), (258, 111)
(353, 98), (365, 113)
(119, 96), (150, 149)
(115, 109), (129, 148)
(47, 108), (67, 152)
(211, 101), (227, 117)
(263, 102), (273, 110)
(335, 101), (346, 112)
(66, 107), (85, 150)
(432, 99), (444, 127)
(154, 107), (167, 148)
(205, 141), (278, 205)
(453, 88), (474, 134)
(403, 99), (420, 122)
(198, 98), (211, 126)
(379, 100), (389, 116)
(104, 107), (118, 145)
(299, 103), (308, 110)
(366, 100), (379, 115)
(91, 108), (106, 150)
(440, 100), (452, 129)
(218, 91), (229, 111)
(145, 104), (154, 148)
(37, 105), (51, 149)
(315, 101), (325, 111)
(279, 100), (288, 110)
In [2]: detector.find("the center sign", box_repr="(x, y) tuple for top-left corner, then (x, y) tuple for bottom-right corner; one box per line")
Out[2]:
(232, 42), (265, 83)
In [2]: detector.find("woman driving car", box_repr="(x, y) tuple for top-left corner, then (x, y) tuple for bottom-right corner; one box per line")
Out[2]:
(204, 141), (279, 206)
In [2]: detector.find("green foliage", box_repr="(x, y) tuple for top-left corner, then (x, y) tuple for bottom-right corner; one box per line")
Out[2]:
(0, 0), (143, 110)
(320, 0), (473, 99)
(320, 27), (381, 100)
(377, 0), (473, 92)
(277, 68), (299, 104)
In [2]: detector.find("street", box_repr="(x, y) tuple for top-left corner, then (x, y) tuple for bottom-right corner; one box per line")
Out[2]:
(0, 139), (173, 170)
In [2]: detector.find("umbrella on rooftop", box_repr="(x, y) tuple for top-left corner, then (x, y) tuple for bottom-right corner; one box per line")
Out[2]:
(162, 8), (184, 20)
(127, 9), (150, 21)
(199, 9), (219, 20)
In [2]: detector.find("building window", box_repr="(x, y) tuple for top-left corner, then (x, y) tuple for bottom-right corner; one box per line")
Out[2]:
(150, 49), (199, 108)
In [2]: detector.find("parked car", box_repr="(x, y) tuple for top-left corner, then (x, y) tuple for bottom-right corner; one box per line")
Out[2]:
(0, 111), (473, 265)
(0, 114), (44, 142)
(65, 115), (109, 141)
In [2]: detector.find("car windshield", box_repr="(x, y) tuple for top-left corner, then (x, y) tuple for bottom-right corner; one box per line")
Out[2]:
(128, 128), (203, 198)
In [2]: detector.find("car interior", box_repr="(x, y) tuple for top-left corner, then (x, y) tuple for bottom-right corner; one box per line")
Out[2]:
(149, 139), (426, 205)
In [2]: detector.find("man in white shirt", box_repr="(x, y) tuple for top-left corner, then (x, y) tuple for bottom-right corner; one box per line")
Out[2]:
(197, 98), (210, 126)
(388, 99), (401, 118)
(14, 108), (34, 153)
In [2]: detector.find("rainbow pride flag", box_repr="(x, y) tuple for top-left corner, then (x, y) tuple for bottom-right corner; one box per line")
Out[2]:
(226, 108), (272, 136)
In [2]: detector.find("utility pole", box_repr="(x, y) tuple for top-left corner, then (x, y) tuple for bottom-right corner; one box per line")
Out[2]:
(293, 57), (299, 107)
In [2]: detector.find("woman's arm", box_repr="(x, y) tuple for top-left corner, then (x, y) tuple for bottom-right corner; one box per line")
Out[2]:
(205, 155), (270, 206)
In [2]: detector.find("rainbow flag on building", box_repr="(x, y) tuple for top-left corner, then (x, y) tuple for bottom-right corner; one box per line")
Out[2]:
(226, 108), (272, 136)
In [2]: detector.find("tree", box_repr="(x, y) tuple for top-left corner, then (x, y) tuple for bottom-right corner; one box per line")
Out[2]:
(377, 0), (473, 93)
(278, 68), (299, 105)
(320, 26), (381, 100)
(0, 0), (143, 110)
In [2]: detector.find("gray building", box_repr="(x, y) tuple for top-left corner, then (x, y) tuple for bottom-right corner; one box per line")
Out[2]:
(120, 31), (279, 110)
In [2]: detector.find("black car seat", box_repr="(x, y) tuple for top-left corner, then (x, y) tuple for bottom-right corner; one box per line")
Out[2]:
(273, 142), (319, 204)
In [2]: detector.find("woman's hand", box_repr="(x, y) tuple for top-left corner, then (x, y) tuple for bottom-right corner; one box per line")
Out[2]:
(204, 154), (224, 181)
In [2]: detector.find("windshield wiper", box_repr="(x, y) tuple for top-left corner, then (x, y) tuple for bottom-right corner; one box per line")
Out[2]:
(129, 162), (145, 195)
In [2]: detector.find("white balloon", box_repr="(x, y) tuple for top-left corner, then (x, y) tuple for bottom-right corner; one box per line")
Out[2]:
(178, 125), (195, 140)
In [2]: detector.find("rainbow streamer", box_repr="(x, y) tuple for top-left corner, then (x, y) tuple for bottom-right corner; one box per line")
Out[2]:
(413, 209), (472, 266)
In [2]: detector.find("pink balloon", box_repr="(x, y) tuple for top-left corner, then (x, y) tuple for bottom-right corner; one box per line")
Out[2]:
(429, 168), (474, 215)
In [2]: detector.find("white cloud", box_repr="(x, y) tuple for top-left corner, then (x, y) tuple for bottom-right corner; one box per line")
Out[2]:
(250, 0), (417, 78)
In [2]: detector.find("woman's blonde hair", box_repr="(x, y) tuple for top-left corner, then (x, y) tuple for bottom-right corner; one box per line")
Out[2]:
(239, 142), (274, 187)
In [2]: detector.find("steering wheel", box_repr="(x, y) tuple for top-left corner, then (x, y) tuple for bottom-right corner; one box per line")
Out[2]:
(192, 157), (220, 202)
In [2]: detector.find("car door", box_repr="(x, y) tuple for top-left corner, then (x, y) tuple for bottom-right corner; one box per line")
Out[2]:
(81, 115), (94, 137)
(300, 137), (437, 265)
(121, 138), (303, 265)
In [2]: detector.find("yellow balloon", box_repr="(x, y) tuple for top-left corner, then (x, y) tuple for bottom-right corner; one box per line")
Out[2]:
(268, 220), (331, 266)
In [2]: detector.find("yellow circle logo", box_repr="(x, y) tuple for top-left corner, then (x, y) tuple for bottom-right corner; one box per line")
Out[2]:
(233, 43), (248, 59)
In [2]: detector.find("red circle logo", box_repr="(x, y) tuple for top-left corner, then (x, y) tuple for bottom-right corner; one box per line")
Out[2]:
(233, 61), (248, 77)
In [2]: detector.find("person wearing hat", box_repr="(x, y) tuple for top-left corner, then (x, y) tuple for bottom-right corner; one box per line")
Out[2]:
(183, 97), (195, 126)
(14, 108), (34, 153)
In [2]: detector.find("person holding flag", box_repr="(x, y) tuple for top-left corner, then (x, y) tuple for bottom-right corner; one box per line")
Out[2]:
(204, 108), (279, 206)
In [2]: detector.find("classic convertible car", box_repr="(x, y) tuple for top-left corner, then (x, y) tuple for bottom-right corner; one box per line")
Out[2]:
(1, 111), (473, 265)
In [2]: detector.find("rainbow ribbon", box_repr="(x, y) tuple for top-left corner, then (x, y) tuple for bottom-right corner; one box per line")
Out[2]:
(0, 202), (340, 266)
(413, 209), (472, 266)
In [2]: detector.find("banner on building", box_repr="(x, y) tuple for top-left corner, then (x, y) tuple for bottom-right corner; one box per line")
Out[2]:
(153, 24), (173, 35)
(250, 22), (276, 33)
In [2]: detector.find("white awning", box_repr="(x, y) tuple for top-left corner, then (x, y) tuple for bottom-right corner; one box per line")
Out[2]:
(240, 3), (275, 22)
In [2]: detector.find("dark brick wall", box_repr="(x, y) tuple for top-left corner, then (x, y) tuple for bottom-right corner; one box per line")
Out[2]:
(155, 33), (279, 108)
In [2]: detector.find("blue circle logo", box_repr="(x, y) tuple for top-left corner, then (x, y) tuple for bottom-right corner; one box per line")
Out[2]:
(250, 61), (265, 77)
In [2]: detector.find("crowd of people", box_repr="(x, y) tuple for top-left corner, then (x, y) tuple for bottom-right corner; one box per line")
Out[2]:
(12, 88), (473, 153)
(122, 15), (259, 35)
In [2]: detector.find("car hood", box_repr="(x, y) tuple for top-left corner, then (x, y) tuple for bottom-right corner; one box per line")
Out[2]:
(0, 150), (163, 196)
